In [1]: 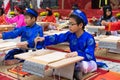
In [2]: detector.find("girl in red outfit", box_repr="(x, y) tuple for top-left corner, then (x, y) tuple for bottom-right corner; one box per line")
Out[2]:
(42, 7), (57, 30)
(42, 7), (56, 23)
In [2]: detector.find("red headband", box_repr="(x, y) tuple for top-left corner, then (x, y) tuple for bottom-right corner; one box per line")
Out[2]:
(14, 6), (23, 13)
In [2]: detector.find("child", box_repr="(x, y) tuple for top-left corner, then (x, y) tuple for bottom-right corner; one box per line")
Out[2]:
(42, 7), (56, 23)
(93, 5), (117, 35)
(35, 9), (97, 79)
(5, 5), (26, 29)
(0, 8), (44, 65)
(42, 7), (57, 30)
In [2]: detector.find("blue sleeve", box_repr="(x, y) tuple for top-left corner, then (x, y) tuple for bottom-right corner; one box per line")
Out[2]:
(77, 37), (96, 61)
(44, 31), (70, 46)
(28, 26), (44, 48)
(2, 28), (23, 40)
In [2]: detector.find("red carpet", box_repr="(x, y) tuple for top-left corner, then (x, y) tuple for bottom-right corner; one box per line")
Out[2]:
(0, 72), (17, 80)
(84, 69), (120, 80)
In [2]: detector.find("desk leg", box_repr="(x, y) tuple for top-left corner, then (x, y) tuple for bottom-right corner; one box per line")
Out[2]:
(54, 63), (75, 80)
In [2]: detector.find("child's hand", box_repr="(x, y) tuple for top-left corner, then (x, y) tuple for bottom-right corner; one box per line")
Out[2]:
(91, 17), (97, 22)
(101, 20), (109, 26)
(34, 37), (45, 44)
(65, 52), (78, 58)
(16, 41), (28, 49)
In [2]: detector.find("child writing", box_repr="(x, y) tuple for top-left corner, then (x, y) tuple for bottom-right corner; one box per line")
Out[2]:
(34, 10), (97, 79)
(5, 5), (26, 29)
(0, 8), (44, 65)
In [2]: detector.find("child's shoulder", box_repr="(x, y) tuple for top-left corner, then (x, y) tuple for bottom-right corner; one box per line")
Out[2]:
(84, 31), (94, 38)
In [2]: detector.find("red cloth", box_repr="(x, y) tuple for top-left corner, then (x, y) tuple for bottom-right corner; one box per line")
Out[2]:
(105, 21), (120, 31)
(0, 15), (7, 25)
(0, 72), (17, 80)
(42, 15), (56, 23)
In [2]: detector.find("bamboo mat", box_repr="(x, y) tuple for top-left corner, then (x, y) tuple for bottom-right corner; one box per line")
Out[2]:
(95, 48), (120, 62)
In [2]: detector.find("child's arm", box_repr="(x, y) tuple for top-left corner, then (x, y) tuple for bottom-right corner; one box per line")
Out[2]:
(1, 28), (23, 40)
(5, 16), (18, 24)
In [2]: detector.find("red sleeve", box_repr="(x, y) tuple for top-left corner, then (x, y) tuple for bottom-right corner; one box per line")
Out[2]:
(105, 21), (120, 31)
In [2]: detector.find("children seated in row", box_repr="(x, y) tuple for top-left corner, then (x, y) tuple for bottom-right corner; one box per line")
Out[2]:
(34, 9), (97, 80)
(0, 8), (44, 65)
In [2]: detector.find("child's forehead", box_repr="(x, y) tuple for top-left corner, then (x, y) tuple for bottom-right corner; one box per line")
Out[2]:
(25, 15), (31, 18)
(69, 18), (76, 22)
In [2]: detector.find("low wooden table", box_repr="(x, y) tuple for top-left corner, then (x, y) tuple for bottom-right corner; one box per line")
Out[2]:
(86, 25), (105, 35)
(14, 49), (84, 79)
(0, 40), (17, 51)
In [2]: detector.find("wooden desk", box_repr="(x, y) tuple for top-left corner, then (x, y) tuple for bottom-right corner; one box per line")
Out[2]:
(44, 29), (68, 36)
(86, 25), (105, 35)
(0, 40), (17, 51)
(98, 36), (120, 49)
(14, 49), (84, 79)
(0, 25), (15, 32)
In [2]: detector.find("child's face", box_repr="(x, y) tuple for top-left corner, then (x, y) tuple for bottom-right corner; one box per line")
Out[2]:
(106, 10), (111, 16)
(68, 18), (82, 33)
(14, 8), (19, 15)
(25, 15), (36, 26)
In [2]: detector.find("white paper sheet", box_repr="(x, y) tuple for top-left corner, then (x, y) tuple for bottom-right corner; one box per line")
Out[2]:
(33, 52), (66, 63)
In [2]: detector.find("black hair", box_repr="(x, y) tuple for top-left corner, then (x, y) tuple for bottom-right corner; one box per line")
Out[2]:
(15, 5), (25, 14)
(103, 5), (112, 20)
(24, 9), (38, 20)
(72, 4), (79, 10)
(46, 10), (53, 16)
(0, 7), (4, 16)
(69, 14), (85, 30)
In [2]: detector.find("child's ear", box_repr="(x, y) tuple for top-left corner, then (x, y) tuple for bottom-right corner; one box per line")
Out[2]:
(32, 17), (36, 21)
(78, 23), (83, 28)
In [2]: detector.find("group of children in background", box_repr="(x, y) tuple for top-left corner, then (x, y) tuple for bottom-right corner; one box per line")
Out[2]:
(0, 4), (120, 80)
